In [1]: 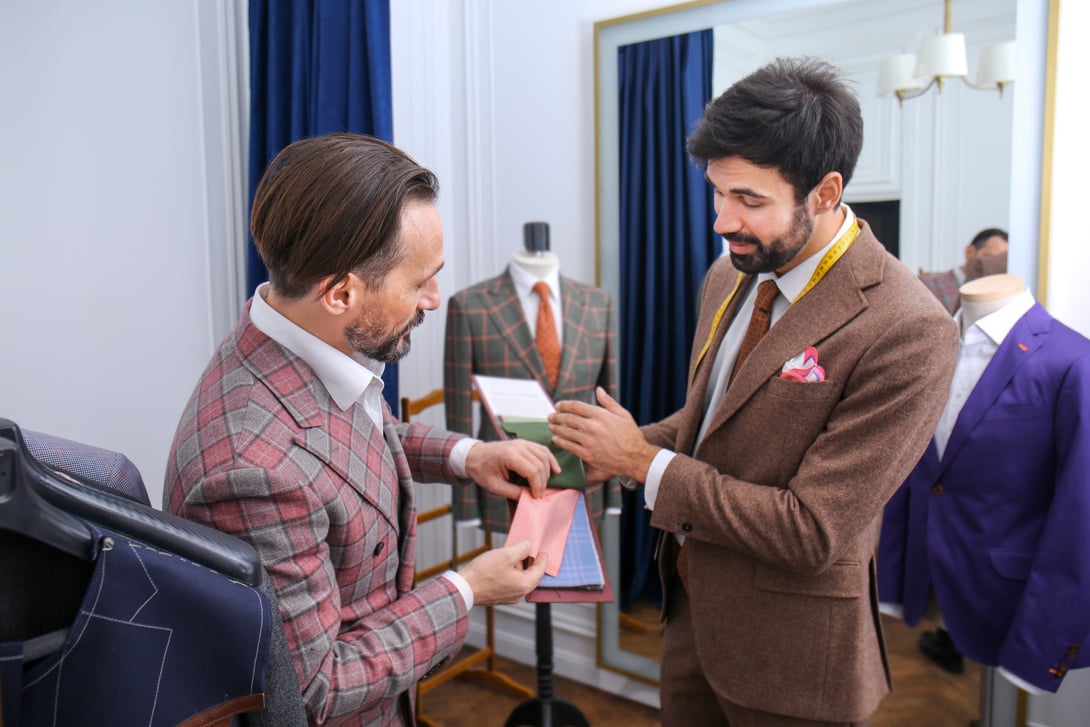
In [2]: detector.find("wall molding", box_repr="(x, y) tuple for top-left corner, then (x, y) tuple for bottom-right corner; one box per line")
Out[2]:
(195, 0), (248, 346)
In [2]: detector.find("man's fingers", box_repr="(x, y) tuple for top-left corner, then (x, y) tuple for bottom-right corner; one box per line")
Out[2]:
(595, 386), (628, 417)
(553, 399), (597, 417)
(506, 539), (533, 561)
(525, 551), (548, 578)
(550, 432), (585, 459)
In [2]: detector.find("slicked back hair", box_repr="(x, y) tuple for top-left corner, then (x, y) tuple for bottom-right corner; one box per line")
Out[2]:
(969, 227), (1008, 251)
(687, 57), (863, 203)
(251, 133), (440, 299)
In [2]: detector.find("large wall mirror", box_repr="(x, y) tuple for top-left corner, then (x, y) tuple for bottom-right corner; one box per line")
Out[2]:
(594, 0), (1053, 690)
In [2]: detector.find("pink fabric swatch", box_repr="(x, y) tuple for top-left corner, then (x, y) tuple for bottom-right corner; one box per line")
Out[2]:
(506, 488), (581, 576)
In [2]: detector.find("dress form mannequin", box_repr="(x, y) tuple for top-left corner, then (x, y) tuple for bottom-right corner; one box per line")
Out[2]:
(511, 221), (559, 279)
(959, 273), (1025, 335)
(879, 268), (1090, 694)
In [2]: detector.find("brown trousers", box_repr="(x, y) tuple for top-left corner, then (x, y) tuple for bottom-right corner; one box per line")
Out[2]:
(660, 556), (873, 727)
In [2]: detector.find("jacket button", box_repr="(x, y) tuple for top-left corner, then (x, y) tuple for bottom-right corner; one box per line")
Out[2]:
(931, 484), (944, 495)
(681, 523), (693, 533)
(373, 542), (385, 557)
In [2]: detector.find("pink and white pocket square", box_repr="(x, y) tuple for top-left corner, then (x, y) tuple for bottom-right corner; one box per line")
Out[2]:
(780, 346), (826, 382)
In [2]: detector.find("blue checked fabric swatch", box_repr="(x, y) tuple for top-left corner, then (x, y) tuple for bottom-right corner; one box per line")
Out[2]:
(538, 491), (605, 589)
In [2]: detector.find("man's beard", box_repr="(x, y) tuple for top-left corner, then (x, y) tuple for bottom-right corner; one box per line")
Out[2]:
(727, 202), (814, 274)
(346, 309), (426, 362)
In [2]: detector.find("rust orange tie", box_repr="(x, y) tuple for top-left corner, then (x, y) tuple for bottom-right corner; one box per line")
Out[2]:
(728, 279), (779, 385)
(533, 281), (561, 389)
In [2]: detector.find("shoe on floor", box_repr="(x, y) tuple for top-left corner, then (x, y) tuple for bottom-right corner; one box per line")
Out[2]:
(919, 628), (965, 674)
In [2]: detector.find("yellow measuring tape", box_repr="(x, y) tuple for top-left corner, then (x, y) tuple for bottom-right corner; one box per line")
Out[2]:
(691, 218), (860, 374)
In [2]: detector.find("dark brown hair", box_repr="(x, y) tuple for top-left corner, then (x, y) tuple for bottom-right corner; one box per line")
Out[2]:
(251, 133), (439, 298)
(969, 227), (1008, 251)
(687, 57), (863, 203)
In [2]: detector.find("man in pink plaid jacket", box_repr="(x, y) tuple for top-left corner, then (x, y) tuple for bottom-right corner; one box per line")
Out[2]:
(165, 134), (555, 726)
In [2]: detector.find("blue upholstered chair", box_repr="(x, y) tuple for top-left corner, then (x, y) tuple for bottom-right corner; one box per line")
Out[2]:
(2, 421), (306, 726)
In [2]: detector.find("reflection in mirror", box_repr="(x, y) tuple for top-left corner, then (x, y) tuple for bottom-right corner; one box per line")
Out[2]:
(594, 0), (1032, 695)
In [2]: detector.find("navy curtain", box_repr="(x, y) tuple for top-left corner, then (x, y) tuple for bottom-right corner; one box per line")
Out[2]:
(248, 0), (399, 410)
(617, 30), (716, 611)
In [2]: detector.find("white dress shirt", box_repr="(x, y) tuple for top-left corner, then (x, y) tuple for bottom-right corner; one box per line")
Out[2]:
(934, 289), (1035, 458)
(643, 206), (857, 511)
(249, 284), (477, 608)
(508, 259), (563, 345)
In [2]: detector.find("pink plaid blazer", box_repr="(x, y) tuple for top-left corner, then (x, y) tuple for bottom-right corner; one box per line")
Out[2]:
(917, 268), (960, 315)
(165, 305), (470, 726)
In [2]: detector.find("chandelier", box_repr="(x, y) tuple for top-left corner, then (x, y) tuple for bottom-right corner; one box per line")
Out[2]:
(878, 0), (1015, 103)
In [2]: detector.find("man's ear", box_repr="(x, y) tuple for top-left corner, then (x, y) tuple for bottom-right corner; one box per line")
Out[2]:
(811, 172), (844, 215)
(316, 274), (356, 316)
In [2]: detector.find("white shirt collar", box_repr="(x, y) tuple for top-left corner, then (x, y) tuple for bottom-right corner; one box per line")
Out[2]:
(761, 204), (856, 303)
(957, 288), (1036, 347)
(249, 283), (384, 412)
(508, 259), (561, 302)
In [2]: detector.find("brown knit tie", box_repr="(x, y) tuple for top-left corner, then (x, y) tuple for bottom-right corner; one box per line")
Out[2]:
(729, 279), (780, 385)
(533, 281), (561, 388)
(678, 279), (779, 591)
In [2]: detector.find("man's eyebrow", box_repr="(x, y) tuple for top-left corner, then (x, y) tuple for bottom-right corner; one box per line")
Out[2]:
(729, 187), (770, 199)
(703, 174), (770, 199)
(422, 260), (445, 282)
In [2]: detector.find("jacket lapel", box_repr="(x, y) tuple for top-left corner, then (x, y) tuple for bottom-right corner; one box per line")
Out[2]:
(677, 272), (753, 456)
(938, 304), (1047, 467)
(703, 230), (878, 437)
(482, 270), (551, 388)
(556, 277), (586, 395)
(236, 313), (400, 531)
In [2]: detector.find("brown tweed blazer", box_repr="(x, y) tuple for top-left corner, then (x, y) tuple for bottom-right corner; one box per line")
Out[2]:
(646, 222), (959, 721)
(443, 267), (618, 530)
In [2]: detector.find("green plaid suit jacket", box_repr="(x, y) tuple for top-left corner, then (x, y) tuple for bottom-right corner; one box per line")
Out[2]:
(443, 268), (619, 530)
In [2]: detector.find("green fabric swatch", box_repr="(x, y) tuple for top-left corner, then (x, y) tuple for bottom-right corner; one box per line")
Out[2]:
(501, 417), (586, 490)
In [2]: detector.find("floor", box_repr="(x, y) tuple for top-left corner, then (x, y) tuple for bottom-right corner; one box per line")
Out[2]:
(420, 615), (980, 727)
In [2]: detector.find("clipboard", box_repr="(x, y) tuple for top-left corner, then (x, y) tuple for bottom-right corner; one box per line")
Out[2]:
(472, 374), (585, 491)
(473, 374), (613, 605)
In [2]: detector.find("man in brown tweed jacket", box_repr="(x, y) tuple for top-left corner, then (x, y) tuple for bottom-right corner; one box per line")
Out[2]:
(550, 58), (959, 725)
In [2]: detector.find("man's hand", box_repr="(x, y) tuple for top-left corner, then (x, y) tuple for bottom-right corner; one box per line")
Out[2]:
(460, 540), (548, 606)
(549, 387), (660, 483)
(464, 439), (559, 500)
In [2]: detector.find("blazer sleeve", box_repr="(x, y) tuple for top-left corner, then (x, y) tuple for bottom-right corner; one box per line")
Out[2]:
(391, 418), (473, 486)
(175, 462), (469, 725)
(444, 293), (476, 436)
(997, 352), (1090, 690)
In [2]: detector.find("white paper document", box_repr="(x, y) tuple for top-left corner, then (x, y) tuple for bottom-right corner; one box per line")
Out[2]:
(472, 374), (555, 420)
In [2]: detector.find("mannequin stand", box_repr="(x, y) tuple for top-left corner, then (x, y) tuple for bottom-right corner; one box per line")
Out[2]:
(503, 603), (590, 727)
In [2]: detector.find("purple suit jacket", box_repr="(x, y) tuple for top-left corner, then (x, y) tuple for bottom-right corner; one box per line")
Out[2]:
(878, 302), (1090, 691)
(165, 304), (472, 726)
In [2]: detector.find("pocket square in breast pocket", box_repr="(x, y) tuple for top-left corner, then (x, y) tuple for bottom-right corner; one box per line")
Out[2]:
(780, 345), (825, 382)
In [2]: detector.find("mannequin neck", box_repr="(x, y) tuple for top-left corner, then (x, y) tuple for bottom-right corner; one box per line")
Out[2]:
(511, 249), (559, 280)
(959, 274), (1025, 335)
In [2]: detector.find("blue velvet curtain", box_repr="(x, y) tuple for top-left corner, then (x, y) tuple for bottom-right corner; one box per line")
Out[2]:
(617, 30), (716, 611)
(248, 0), (399, 410)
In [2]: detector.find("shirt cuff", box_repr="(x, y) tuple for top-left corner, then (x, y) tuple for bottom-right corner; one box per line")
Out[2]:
(449, 437), (479, 479)
(998, 666), (1046, 695)
(441, 570), (475, 611)
(643, 449), (677, 511)
(878, 602), (904, 620)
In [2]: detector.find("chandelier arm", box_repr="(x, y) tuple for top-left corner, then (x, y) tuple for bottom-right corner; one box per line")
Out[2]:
(895, 77), (939, 102)
(958, 76), (1008, 93)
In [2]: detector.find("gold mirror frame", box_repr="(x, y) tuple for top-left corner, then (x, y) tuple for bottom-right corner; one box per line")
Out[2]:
(593, 0), (1058, 693)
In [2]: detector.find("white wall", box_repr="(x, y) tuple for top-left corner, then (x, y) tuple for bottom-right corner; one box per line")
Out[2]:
(0, 0), (245, 507)
(3, 0), (1087, 721)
